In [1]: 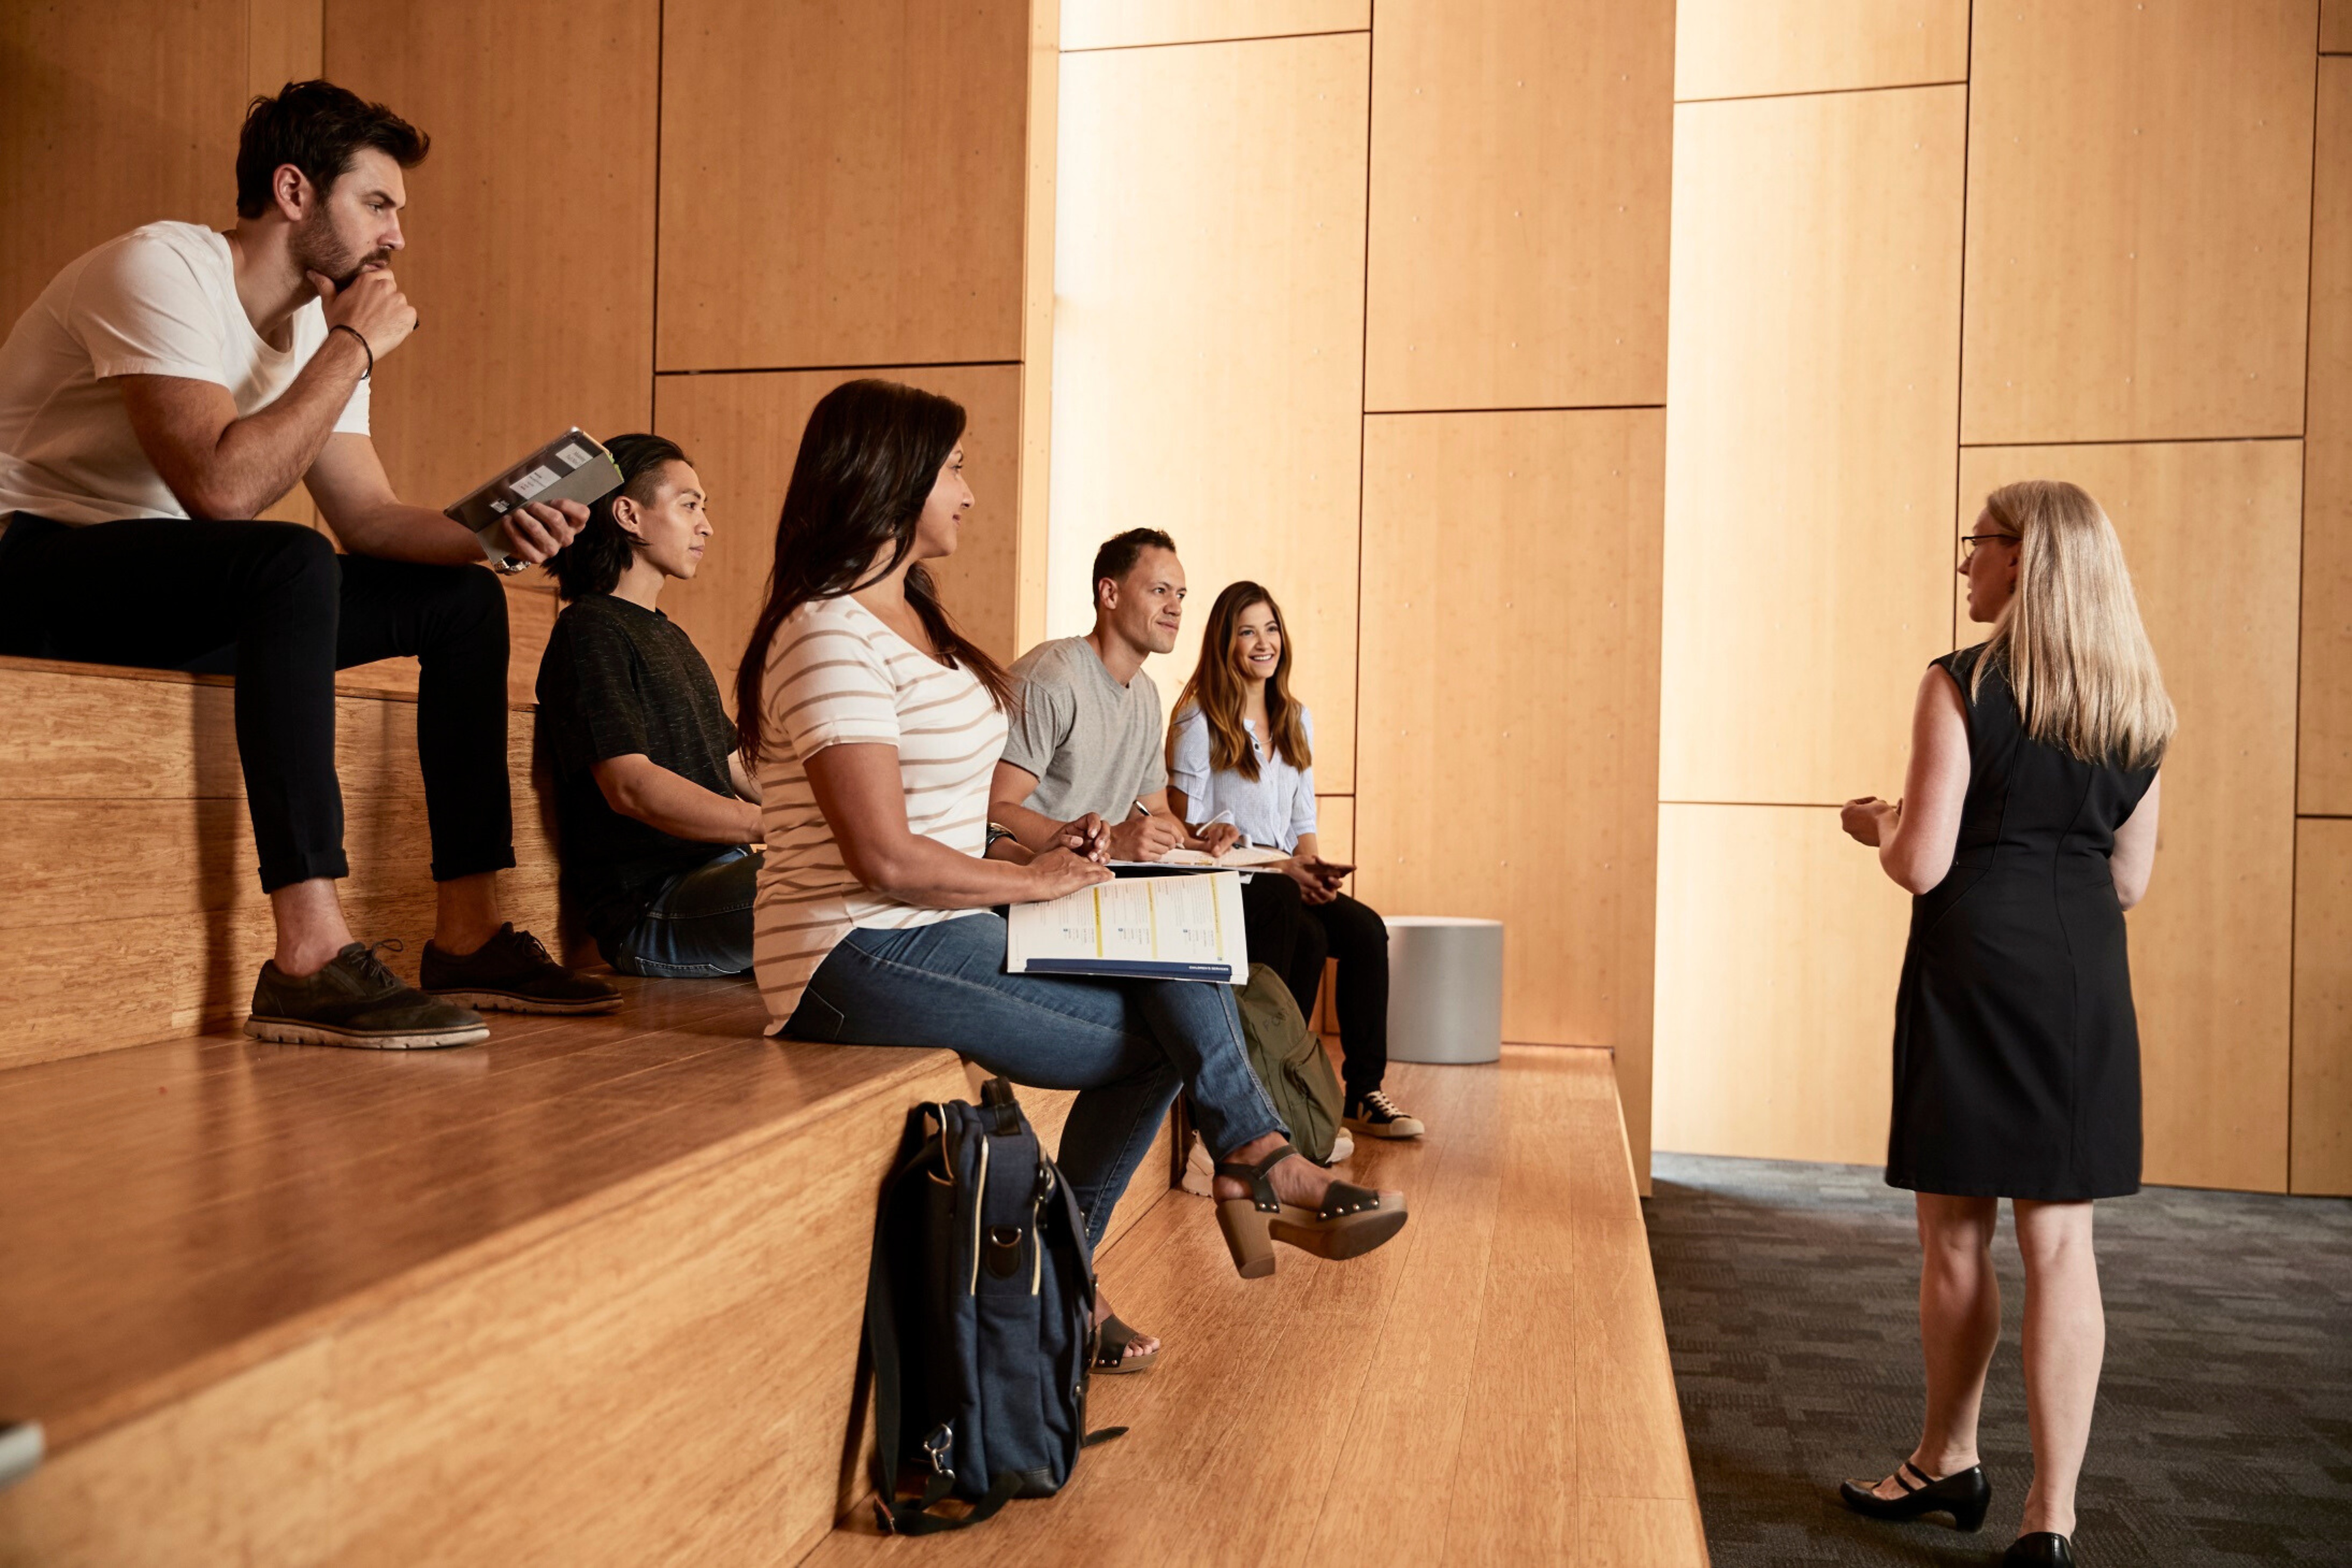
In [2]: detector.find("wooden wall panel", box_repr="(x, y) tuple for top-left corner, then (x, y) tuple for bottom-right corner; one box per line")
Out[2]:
(1364, 0), (1672, 412)
(1958, 442), (2302, 1193)
(652, 367), (1024, 705)
(2304, 60), (2352, 813)
(0, 0), (248, 327)
(1062, 0), (1365, 51)
(657, 0), (1026, 372)
(1659, 87), (1966, 805)
(2293, 821), (2352, 1194)
(1673, 0), (1968, 102)
(1357, 410), (1663, 1169)
(1047, 35), (1366, 790)
(1960, 3), (2317, 444)
(2325, 0), (2352, 52)
(325, 0), (656, 511)
(1651, 804), (1908, 1164)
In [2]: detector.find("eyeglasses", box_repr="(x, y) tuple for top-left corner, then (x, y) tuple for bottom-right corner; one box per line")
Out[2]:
(1960, 532), (2019, 562)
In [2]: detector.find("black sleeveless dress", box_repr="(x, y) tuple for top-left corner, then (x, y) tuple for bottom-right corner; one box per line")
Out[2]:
(1885, 645), (2157, 1201)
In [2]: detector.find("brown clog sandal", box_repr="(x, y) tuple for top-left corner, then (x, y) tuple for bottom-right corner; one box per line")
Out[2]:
(1212, 1142), (1408, 1279)
(1093, 1313), (1158, 1375)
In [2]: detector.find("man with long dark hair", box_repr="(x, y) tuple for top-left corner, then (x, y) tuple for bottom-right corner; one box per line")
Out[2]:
(0, 81), (616, 1046)
(536, 435), (763, 977)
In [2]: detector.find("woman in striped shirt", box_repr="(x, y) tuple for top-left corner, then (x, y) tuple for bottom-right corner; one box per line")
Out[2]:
(735, 380), (1409, 1332)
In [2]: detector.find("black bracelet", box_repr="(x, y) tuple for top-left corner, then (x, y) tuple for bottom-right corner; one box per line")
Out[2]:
(328, 322), (372, 380)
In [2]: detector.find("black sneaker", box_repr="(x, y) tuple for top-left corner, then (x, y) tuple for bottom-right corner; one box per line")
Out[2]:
(247, 942), (490, 1049)
(1344, 1089), (1426, 1139)
(420, 924), (622, 1015)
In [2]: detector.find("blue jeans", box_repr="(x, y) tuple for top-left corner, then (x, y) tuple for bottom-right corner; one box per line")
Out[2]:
(611, 848), (759, 978)
(786, 912), (1286, 1245)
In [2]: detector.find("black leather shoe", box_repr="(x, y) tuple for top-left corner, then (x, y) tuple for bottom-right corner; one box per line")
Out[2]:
(422, 924), (622, 1014)
(2003, 1533), (2074, 1565)
(1837, 1458), (1991, 1531)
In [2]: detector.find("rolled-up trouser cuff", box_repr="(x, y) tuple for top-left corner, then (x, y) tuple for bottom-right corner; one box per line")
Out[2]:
(431, 847), (517, 884)
(258, 847), (352, 895)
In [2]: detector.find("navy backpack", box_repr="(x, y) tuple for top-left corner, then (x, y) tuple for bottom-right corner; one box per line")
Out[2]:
(863, 1077), (1125, 1534)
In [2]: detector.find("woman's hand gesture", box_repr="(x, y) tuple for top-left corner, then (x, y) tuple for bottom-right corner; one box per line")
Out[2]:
(1023, 848), (1115, 902)
(1841, 796), (1899, 847)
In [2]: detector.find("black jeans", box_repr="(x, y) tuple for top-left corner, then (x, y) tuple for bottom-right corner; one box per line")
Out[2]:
(1239, 872), (1390, 1102)
(0, 514), (514, 892)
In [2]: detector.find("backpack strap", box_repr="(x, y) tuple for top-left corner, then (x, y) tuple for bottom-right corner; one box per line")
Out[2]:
(869, 1428), (1021, 1536)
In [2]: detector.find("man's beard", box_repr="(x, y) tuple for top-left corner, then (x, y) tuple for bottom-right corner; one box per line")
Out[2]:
(293, 209), (391, 291)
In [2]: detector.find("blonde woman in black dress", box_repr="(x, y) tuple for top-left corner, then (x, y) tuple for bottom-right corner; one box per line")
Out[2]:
(1834, 481), (2171, 1568)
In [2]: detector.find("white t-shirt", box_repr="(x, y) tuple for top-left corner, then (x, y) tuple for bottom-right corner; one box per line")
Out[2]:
(0, 221), (369, 525)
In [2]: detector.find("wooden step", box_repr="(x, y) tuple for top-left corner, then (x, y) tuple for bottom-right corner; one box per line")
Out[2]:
(0, 979), (1172, 1566)
(809, 1047), (1707, 1568)
(0, 655), (563, 1070)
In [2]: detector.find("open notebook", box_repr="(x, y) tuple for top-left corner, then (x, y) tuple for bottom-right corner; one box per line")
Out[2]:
(1108, 843), (1292, 870)
(1004, 870), (1249, 983)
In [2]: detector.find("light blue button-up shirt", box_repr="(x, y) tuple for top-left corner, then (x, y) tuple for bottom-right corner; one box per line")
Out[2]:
(1168, 704), (1319, 853)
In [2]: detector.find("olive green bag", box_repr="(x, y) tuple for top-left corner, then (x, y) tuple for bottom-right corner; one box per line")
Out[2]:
(1233, 962), (1343, 1165)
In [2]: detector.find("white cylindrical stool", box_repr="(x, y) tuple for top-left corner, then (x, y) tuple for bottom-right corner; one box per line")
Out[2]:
(1383, 916), (1504, 1065)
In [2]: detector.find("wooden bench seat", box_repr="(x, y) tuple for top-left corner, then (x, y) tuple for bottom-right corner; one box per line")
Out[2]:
(0, 974), (1174, 1566)
(0, 654), (563, 1071)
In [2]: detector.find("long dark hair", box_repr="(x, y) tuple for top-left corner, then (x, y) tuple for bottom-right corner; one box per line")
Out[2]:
(735, 379), (1013, 764)
(543, 433), (689, 601)
(1170, 580), (1311, 781)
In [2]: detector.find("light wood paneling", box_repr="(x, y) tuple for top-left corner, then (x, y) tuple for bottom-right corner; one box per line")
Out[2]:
(246, 0), (321, 101)
(653, 365), (1024, 707)
(1357, 410), (1663, 1174)
(2293, 820), (2352, 1194)
(809, 1050), (1703, 1568)
(657, 0), (1027, 372)
(1660, 87), (1966, 805)
(1364, 0), (1673, 411)
(1014, 2), (1060, 654)
(1674, 0), (1968, 101)
(1062, 0), (1365, 51)
(1048, 34), (1366, 788)
(324, 0), (656, 511)
(1960, 3), (2317, 444)
(2304, 60), (2352, 812)
(0, 0), (248, 325)
(2325, 0), (2352, 52)
(1958, 442), (2302, 1193)
(1651, 803), (1909, 1164)
(0, 1010), (972, 1563)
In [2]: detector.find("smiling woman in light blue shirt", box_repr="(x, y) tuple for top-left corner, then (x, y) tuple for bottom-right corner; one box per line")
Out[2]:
(1167, 581), (1424, 1142)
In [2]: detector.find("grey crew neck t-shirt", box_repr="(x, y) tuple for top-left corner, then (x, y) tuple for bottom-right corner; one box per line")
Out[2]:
(1001, 636), (1169, 823)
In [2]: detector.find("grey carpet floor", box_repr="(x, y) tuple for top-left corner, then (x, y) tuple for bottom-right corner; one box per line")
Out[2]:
(1642, 1154), (2352, 1567)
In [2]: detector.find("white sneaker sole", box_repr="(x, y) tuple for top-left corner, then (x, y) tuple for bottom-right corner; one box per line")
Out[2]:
(244, 1016), (491, 1050)
(1344, 1118), (1425, 1140)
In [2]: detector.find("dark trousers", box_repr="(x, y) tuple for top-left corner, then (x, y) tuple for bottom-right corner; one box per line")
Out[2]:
(1239, 872), (1390, 1102)
(0, 514), (514, 892)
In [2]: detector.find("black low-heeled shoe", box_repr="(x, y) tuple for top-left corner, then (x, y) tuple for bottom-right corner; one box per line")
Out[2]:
(1836, 1458), (1991, 1531)
(2002, 1532), (2074, 1565)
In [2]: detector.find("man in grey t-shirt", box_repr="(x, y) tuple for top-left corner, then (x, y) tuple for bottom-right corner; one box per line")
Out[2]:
(989, 528), (1240, 863)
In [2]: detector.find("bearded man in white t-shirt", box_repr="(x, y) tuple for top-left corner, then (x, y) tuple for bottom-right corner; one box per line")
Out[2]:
(0, 81), (619, 1047)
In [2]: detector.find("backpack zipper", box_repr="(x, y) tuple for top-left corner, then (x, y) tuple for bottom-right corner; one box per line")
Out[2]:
(968, 1131), (990, 1295)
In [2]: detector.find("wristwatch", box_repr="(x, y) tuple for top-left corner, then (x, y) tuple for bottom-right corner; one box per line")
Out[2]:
(985, 821), (1018, 853)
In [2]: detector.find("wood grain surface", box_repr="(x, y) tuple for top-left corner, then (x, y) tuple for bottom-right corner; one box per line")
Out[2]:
(1364, 0), (1674, 411)
(1674, 0), (1968, 101)
(1061, 0), (1365, 51)
(2303, 60), (2352, 813)
(805, 1047), (1703, 1566)
(2293, 820), (2352, 1194)
(1960, 2), (2318, 443)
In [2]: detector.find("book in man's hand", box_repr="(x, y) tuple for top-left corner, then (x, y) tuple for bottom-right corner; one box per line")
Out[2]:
(1005, 870), (1250, 983)
(445, 428), (626, 571)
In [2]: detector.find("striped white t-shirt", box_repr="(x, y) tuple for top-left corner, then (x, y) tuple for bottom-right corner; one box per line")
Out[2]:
(752, 594), (1008, 1031)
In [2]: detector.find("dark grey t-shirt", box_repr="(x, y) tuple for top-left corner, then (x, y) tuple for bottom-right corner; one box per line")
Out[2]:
(536, 594), (741, 953)
(1001, 636), (1169, 822)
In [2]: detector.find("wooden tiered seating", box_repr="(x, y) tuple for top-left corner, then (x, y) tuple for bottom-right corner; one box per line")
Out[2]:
(0, 655), (1703, 1565)
(0, 655), (564, 1070)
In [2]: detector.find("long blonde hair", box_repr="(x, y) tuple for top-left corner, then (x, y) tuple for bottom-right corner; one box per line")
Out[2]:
(1975, 480), (2174, 770)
